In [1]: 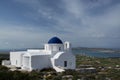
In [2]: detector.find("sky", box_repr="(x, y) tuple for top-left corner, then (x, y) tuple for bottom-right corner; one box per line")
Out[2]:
(0, 0), (120, 49)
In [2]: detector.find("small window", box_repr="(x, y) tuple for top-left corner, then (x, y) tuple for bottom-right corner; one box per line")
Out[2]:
(59, 47), (61, 51)
(64, 61), (67, 67)
(66, 44), (67, 48)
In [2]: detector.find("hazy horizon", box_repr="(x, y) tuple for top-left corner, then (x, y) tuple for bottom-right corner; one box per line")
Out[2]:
(0, 47), (120, 51)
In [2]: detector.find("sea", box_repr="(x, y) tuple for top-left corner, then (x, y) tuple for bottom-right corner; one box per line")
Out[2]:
(72, 49), (120, 58)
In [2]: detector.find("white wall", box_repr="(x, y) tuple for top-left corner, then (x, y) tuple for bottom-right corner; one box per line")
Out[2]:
(55, 52), (76, 69)
(10, 52), (25, 67)
(31, 55), (52, 70)
(45, 44), (64, 52)
(2, 60), (10, 65)
(22, 55), (31, 70)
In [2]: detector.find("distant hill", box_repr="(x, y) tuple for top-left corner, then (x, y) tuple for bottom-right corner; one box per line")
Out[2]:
(73, 47), (120, 54)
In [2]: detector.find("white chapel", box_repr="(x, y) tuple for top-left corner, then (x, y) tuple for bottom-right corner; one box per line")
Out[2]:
(2, 37), (76, 72)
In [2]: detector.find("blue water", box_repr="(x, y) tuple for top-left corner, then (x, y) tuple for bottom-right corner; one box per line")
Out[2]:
(72, 49), (120, 58)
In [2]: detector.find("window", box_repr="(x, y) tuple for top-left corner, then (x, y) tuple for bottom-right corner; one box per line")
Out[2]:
(66, 44), (67, 48)
(59, 47), (61, 51)
(64, 61), (67, 67)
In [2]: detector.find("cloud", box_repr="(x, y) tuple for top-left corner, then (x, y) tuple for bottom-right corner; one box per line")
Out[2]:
(0, 24), (55, 49)
(1, 0), (120, 49)
(53, 0), (120, 48)
(55, 0), (120, 37)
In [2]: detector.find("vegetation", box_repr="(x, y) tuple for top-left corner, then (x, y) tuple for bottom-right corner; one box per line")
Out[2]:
(76, 55), (120, 80)
(0, 53), (120, 80)
(76, 55), (120, 68)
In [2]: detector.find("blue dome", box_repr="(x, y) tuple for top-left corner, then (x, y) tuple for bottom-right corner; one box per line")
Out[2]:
(48, 37), (63, 44)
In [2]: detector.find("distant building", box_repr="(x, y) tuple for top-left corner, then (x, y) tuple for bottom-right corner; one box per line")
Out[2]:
(2, 37), (76, 72)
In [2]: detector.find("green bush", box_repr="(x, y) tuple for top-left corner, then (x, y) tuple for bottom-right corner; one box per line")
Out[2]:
(40, 67), (56, 72)
(0, 66), (9, 71)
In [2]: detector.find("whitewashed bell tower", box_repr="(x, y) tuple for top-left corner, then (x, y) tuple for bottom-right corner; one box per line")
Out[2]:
(64, 41), (72, 52)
